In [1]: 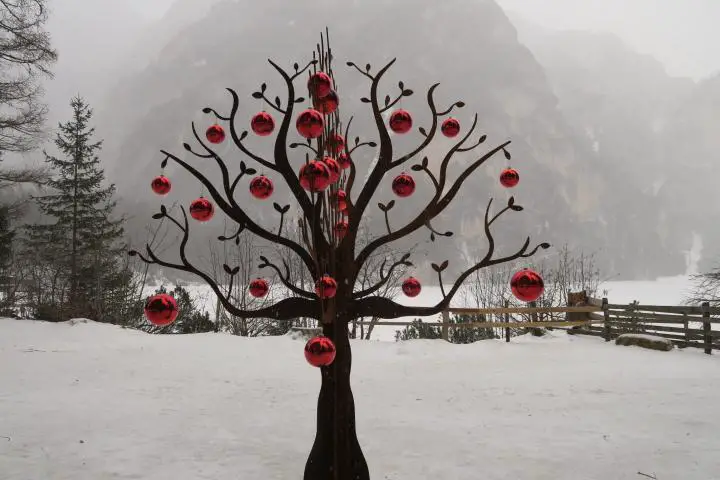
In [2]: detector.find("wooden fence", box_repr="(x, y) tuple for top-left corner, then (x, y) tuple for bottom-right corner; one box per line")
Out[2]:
(357, 296), (719, 354)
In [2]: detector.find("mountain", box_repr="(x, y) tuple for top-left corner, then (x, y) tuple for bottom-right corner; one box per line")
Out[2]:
(94, 0), (689, 281)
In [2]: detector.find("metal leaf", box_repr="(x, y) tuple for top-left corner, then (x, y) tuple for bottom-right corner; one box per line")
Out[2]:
(386, 200), (395, 210)
(293, 63), (299, 71)
(202, 107), (212, 114)
(295, 97), (305, 103)
(273, 202), (283, 213)
(403, 89), (414, 96)
(411, 165), (424, 172)
(346, 61), (354, 67)
(160, 157), (168, 169)
(235, 237), (240, 246)
(398, 81), (405, 90)
(128, 250), (138, 256)
(368, 142), (377, 147)
(261, 83), (267, 92)
(251, 92), (263, 99)
(160, 205), (167, 214)
(223, 264), (232, 274)
(508, 196), (515, 206)
(430, 232), (436, 242)
(541, 243), (551, 249)
(245, 168), (257, 175)
(354, 136), (360, 145)
(218, 235), (229, 241)
(240, 131), (248, 141)
(259, 255), (269, 264)
(478, 135), (487, 144)
(151, 213), (164, 220)
(401, 253), (411, 262)
(431, 262), (441, 272)
(365, 63), (371, 72)
(418, 127), (427, 137)
(440, 260), (449, 270)
(444, 231), (454, 237)
(504, 149), (512, 160)
(384, 94), (391, 106)
(378, 202), (388, 212)
(232, 266), (240, 275)
(510, 205), (524, 212)
(455, 101), (465, 108)
(281, 204), (290, 214)
(421, 157), (428, 168)
(240, 160), (247, 172)
(289, 143), (300, 148)
(274, 96), (281, 108)
(360, 97), (371, 103)
(182, 143), (192, 151)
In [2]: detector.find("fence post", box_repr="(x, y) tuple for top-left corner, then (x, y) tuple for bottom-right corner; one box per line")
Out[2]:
(504, 299), (510, 343)
(602, 297), (611, 342)
(683, 312), (689, 349)
(702, 301), (711, 355)
(441, 310), (450, 342)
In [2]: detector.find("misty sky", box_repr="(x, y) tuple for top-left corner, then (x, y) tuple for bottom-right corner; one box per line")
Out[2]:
(122, 0), (719, 80)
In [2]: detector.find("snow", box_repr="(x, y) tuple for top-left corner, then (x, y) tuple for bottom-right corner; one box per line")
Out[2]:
(1, 318), (718, 479)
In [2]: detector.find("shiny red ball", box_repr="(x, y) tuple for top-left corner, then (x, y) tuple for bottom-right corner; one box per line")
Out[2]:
(304, 336), (336, 367)
(206, 124), (225, 144)
(251, 111), (275, 136)
(389, 109), (413, 134)
(402, 277), (422, 298)
(314, 90), (339, 115)
(392, 173), (416, 197)
(327, 133), (345, 153)
(299, 161), (331, 192)
(249, 278), (269, 298)
(322, 156), (341, 184)
(510, 269), (545, 302)
(334, 189), (348, 211)
(189, 197), (214, 222)
(249, 175), (274, 200)
(500, 168), (520, 188)
(151, 175), (171, 196)
(337, 153), (352, 170)
(296, 109), (325, 138)
(334, 220), (349, 240)
(315, 274), (338, 299)
(441, 117), (461, 138)
(308, 72), (332, 98)
(144, 293), (178, 326)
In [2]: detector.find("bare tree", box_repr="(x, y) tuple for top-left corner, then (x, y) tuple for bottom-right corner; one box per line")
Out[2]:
(0, 0), (57, 154)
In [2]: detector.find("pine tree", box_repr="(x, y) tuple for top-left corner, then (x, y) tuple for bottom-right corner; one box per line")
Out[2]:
(28, 96), (126, 320)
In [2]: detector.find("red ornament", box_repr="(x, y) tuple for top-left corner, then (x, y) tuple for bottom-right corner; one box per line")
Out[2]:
(334, 220), (349, 240)
(441, 117), (461, 138)
(500, 168), (520, 188)
(315, 274), (338, 299)
(308, 72), (333, 98)
(206, 124), (225, 144)
(304, 336), (336, 367)
(299, 161), (331, 192)
(250, 111), (275, 136)
(392, 172), (416, 197)
(151, 175), (171, 196)
(249, 278), (269, 298)
(314, 90), (339, 115)
(322, 156), (341, 184)
(402, 277), (422, 298)
(189, 197), (214, 222)
(334, 189), (348, 211)
(337, 153), (352, 170)
(144, 293), (178, 327)
(249, 175), (274, 200)
(510, 269), (545, 302)
(389, 109), (413, 134)
(296, 109), (324, 138)
(327, 133), (345, 153)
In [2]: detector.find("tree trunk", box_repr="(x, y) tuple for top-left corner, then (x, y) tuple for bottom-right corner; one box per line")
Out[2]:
(304, 317), (369, 480)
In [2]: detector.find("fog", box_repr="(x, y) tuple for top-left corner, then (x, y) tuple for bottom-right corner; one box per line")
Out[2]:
(19, 0), (720, 280)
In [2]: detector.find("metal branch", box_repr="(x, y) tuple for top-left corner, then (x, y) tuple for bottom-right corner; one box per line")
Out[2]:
(160, 149), (318, 278)
(389, 83), (440, 169)
(379, 93), (403, 114)
(346, 61), (374, 80)
(352, 253), (412, 299)
(130, 208), (317, 320)
(289, 141), (319, 156)
(260, 92), (285, 114)
(221, 89), (276, 171)
(258, 255), (317, 299)
(290, 59), (319, 81)
(348, 141), (376, 155)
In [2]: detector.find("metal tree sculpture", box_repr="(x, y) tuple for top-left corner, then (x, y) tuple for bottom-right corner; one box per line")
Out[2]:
(130, 30), (549, 480)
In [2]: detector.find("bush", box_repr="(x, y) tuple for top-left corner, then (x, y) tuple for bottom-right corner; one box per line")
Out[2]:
(136, 285), (215, 334)
(394, 314), (498, 344)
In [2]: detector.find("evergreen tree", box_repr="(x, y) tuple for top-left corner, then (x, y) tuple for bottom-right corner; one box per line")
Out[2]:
(27, 96), (126, 320)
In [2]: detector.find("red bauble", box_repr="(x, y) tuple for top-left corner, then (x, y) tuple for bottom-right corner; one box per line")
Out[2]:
(313, 90), (339, 115)
(510, 269), (545, 302)
(322, 156), (341, 184)
(206, 124), (225, 144)
(144, 293), (178, 327)
(308, 72), (332, 98)
(392, 172), (416, 197)
(151, 175), (171, 196)
(389, 109), (413, 134)
(500, 168), (520, 188)
(334, 189), (348, 211)
(299, 161), (331, 192)
(334, 220), (349, 240)
(441, 117), (461, 138)
(189, 197), (214, 222)
(249, 175), (274, 199)
(296, 109), (325, 138)
(337, 153), (352, 170)
(249, 278), (269, 298)
(327, 133), (345, 153)
(315, 274), (338, 299)
(304, 336), (336, 367)
(250, 111), (275, 136)
(402, 277), (422, 298)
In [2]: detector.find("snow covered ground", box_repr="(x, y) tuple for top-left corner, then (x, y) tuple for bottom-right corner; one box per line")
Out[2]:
(1, 317), (718, 479)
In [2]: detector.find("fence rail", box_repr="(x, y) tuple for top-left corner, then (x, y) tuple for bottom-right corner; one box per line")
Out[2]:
(359, 295), (717, 354)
